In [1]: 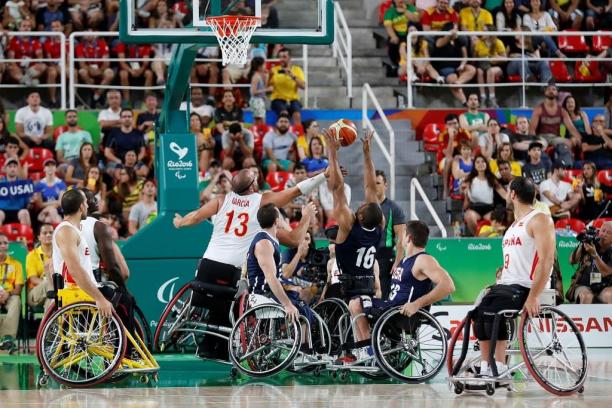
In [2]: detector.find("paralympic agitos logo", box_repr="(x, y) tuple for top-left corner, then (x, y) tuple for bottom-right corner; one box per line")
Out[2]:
(157, 277), (180, 304)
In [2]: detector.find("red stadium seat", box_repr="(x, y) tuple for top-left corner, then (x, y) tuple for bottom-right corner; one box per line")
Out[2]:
(561, 169), (582, 183)
(28, 171), (44, 182)
(265, 171), (292, 192)
(502, 123), (516, 133)
(289, 123), (304, 136)
(249, 124), (271, 162)
(575, 61), (603, 82)
(592, 32), (611, 54)
(558, 30), (590, 53)
(506, 74), (522, 82)
(422, 123), (444, 152)
(549, 61), (572, 82)
(555, 218), (586, 234)
(592, 217), (612, 229)
(598, 169), (612, 187)
(21, 148), (54, 173)
(475, 220), (491, 236)
(1, 223), (34, 247)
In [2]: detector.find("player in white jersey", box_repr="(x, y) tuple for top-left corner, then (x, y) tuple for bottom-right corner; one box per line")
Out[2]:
(173, 168), (325, 358)
(52, 188), (114, 318)
(473, 177), (556, 377)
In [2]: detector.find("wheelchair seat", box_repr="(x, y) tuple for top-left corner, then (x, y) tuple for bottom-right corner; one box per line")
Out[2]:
(189, 280), (238, 298)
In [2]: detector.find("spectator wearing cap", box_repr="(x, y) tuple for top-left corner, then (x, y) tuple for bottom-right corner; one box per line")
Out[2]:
(33, 158), (65, 224)
(0, 232), (23, 353)
(539, 161), (581, 219)
(55, 110), (93, 165)
(269, 48), (305, 124)
(0, 157), (32, 226)
(522, 142), (551, 187)
(104, 108), (146, 170)
(580, 115), (612, 170)
(128, 179), (157, 236)
(97, 90), (122, 151)
(14, 91), (54, 150)
(262, 113), (298, 173)
(222, 123), (254, 171)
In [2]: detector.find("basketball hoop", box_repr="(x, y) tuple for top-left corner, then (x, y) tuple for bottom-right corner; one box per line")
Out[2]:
(205, 15), (260, 66)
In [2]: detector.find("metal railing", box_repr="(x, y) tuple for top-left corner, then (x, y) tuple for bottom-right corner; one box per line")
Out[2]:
(332, 1), (353, 104)
(68, 31), (311, 108)
(361, 83), (395, 199)
(410, 178), (448, 238)
(0, 31), (67, 109)
(406, 30), (612, 108)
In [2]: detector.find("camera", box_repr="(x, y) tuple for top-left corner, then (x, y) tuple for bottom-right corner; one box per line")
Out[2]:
(300, 247), (330, 284)
(576, 226), (600, 245)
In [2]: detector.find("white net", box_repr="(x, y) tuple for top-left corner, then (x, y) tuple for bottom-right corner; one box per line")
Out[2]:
(206, 16), (260, 66)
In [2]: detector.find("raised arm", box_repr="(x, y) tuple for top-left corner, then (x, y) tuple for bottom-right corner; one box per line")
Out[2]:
(174, 195), (223, 228)
(261, 172), (327, 208)
(322, 128), (353, 238)
(362, 130), (378, 204)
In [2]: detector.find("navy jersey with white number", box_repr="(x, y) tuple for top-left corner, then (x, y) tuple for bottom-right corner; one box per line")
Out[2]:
(247, 231), (281, 294)
(335, 222), (382, 277)
(388, 252), (433, 305)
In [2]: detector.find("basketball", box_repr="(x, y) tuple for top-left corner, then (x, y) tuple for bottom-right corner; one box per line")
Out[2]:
(329, 119), (358, 146)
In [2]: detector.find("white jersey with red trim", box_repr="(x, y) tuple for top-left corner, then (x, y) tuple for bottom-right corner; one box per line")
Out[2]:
(499, 209), (551, 288)
(203, 191), (263, 268)
(52, 221), (97, 287)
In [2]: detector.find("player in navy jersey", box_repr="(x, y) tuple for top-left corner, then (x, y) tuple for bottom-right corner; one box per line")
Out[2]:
(247, 203), (313, 324)
(323, 129), (384, 297)
(351, 221), (455, 343)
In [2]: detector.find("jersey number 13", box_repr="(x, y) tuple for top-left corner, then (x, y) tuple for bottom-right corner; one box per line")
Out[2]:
(224, 210), (249, 237)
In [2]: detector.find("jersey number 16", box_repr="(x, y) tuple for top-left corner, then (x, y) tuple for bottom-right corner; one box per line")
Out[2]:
(356, 246), (376, 269)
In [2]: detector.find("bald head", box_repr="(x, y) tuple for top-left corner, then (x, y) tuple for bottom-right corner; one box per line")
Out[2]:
(232, 169), (256, 195)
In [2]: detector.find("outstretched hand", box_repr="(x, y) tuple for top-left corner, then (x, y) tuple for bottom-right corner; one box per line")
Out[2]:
(173, 213), (183, 228)
(361, 129), (374, 153)
(301, 202), (317, 220)
(323, 128), (341, 151)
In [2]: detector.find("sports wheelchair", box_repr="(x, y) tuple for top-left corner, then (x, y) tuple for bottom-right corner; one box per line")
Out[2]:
(36, 276), (159, 388)
(314, 297), (448, 383)
(447, 289), (588, 396)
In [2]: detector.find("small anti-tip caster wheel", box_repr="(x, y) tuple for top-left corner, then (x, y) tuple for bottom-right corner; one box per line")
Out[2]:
(37, 373), (49, 387)
(139, 375), (149, 384)
(339, 371), (349, 380)
(313, 367), (321, 377)
(578, 386), (585, 394)
(230, 367), (238, 379)
(453, 383), (464, 395)
(486, 384), (495, 396)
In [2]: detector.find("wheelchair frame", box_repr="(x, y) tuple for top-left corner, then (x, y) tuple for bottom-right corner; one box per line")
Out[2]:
(447, 290), (588, 396)
(36, 281), (159, 388)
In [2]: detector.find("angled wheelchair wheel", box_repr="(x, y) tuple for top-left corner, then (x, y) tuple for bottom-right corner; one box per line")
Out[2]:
(229, 304), (301, 378)
(372, 307), (447, 383)
(288, 311), (332, 374)
(133, 304), (153, 351)
(519, 307), (588, 396)
(37, 302), (126, 387)
(312, 298), (350, 356)
(154, 282), (197, 352)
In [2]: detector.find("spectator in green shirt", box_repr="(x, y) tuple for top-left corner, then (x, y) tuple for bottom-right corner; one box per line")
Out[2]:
(55, 110), (92, 164)
(384, 0), (420, 67)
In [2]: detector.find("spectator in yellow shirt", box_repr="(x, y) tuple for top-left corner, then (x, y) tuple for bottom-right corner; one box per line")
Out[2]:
(25, 223), (54, 309)
(478, 206), (507, 237)
(474, 26), (507, 108)
(460, 0), (493, 55)
(269, 48), (305, 125)
(0, 233), (23, 351)
(297, 119), (327, 160)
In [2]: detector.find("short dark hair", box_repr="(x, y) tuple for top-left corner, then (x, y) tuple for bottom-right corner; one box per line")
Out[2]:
(257, 203), (279, 229)
(65, 109), (78, 116)
(278, 47), (291, 56)
(120, 108), (133, 116)
(528, 141), (543, 151)
(277, 112), (291, 121)
(552, 160), (565, 171)
(509, 177), (536, 204)
(228, 122), (242, 134)
(61, 188), (85, 216)
(406, 220), (429, 248)
(38, 223), (54, 237)
(360, 202), (383, 230)
(497, 159), (510, 168)
(293, 163), (306, 172)
(375, 170), (387, 183)
(491, 206), (506, 223)
(445, 113), (459, 124)
(6, 136), (20, 146)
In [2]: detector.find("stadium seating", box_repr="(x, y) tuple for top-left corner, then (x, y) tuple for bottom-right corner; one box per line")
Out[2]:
(555, 218), (587, 234)
(558, 30), (590, 54)
(475, 220), (491, 236)
(21, 148), (54, 173)
(575, 61), (603, 82)
(592, 217), (612, 228)
(561, 169), (582, 183)
(550, 61), (572, 82)
(422, 123), (444, 153)
(1, 223), (34, 248)
(265, 171), (292, 192)
(592, 32), (611, 54)
(598, 169), (612, 198)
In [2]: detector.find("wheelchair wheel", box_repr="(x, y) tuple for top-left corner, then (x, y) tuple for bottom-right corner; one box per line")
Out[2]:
(229, 304), (301, 378)
(519, 307), (588, 396)
(312, 298), (350, 356)
(288, 311), (332, 374)
(154, 282), (197, 352)
(37, 302), (126, 387)
(134, 305), (153, 350)
(372, 307), (447, 383)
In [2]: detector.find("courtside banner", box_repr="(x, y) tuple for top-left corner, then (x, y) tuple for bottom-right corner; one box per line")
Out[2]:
(431, 305), (612, 348)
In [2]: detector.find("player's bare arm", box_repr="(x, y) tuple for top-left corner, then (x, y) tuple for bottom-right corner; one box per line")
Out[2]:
(278, 202), (317, 248)
(254, 240), (299, 321)
(374, 260), (382, 299)
(174, 195), (223, 228)
(524, 213), (556, 316)
(400, 255), (455, 317)
(362, 130), (378, 204)
(261, 172), (328, 209)
(323, 128), (353, 241)
(56, 226), (114, 318)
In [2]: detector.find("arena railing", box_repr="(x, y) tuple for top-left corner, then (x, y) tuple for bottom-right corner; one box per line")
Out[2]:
(406, 30), (612, 108)
(410, 178), (448, 237)
(68, 31), (310, 109)
(0, 31), (67, 109)
(362, 82), (395, 200)
(332, 1), (353, 105)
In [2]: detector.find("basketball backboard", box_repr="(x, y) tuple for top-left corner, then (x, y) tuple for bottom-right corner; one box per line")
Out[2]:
(120, 0), (334, 45)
